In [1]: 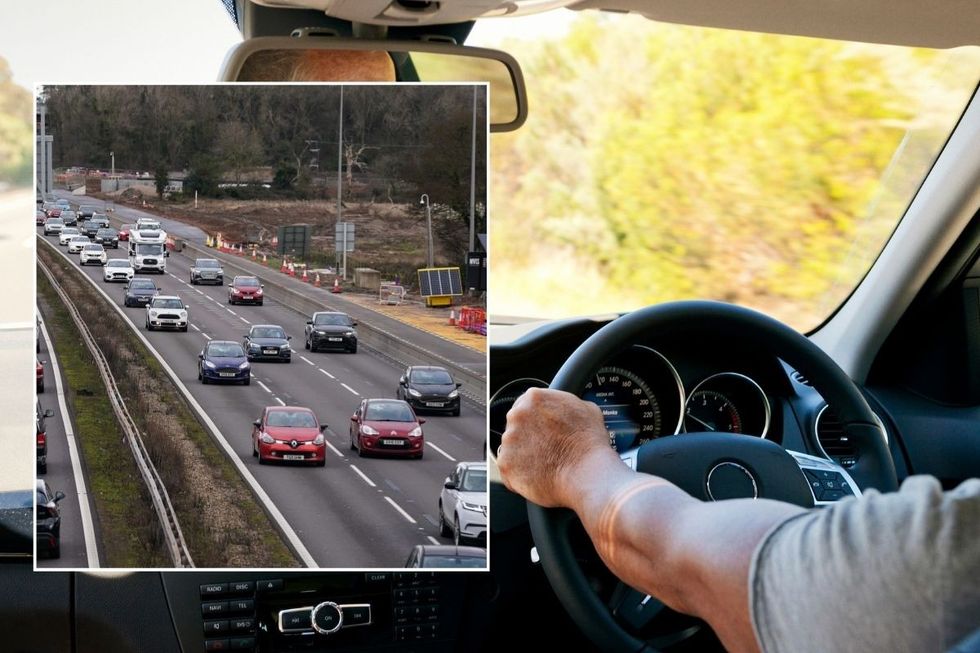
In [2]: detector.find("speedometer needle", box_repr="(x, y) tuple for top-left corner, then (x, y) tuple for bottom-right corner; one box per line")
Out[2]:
(687, 413), (716, 431)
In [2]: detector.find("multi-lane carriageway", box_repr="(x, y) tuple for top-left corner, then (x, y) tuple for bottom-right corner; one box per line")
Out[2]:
(38, 200), (487, 568)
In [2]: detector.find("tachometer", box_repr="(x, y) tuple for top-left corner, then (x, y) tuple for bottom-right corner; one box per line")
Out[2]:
(583, 367), (662, 450)
(683, 372), (770, 437)
(685, 390), (742, 433)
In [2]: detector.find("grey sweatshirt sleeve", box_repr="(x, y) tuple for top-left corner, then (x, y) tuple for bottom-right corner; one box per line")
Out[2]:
(749, 475), (980, 653)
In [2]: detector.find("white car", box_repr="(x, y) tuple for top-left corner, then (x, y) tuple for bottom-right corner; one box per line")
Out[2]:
(58, 227), (81, 245)
(79, 243), (107, 266)
(103, 259), (135, 283)
(66, 236), (91, 254)
(438, 461), (488, 546)
(42, 218), (64, 235)
(145, 295), (188, 332)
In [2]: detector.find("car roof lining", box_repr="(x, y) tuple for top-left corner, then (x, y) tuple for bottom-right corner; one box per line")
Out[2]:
(568, 0), (980, 48)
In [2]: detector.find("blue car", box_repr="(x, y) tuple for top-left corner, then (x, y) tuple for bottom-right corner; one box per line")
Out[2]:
(198, 340), (251, 385)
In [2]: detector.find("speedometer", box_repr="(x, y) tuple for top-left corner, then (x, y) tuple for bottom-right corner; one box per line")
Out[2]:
(583, 367), (661, 450)
(580, 345), (685, 452)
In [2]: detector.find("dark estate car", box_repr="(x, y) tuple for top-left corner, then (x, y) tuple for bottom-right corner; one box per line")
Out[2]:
(227, 276), (264, 305)
(77, 205), (97, 219)
(189, 258), (224, 285)
(123, 277), (159, 307)
(59, 210), (78, 226)
(80, 220), (101, 239)
(397, 365), (462, 416)
(95, 227), (119, 248)
(304, 311), (358, 353)
(243, 324), (292, 362)
(251, 406), (326, 466)
(36, 479), (65, 559)
(404, 544), (487, 569)
(198, 340), (251, 385)
(37, 400), (54, 475)
(349, 398), (425, 459)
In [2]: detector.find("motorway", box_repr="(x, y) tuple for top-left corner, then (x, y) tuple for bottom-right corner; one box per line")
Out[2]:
(39, 197), (487, 568)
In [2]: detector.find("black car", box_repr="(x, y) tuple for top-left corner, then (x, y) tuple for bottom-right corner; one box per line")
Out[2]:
(77, 204), (97, 219)
(37, 400), (54, 474)
(59, 210), (78, 226)
(189, 258), (224, 285)
(91, 213), (110, 228)
(198, 341), (251, 385)
(243, 324), (292, 362)
(123, 277), (159, 307)
(397, 365), (462, 416)
(95, 227), (119, 248)
(404, 544), (486, 568)
(80, 220), (101, 239)
(304, 311), (358, 353)
(36, 479), (65, 559)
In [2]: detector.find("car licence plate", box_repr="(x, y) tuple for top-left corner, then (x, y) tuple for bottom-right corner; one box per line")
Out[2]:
(263, 349), (277, 355)
(327, 337), (343, 342)
(283, 454), (304, 461)
(219, 372), (236, 377)
(381, 439), (404, 446)
(426, 402), (444, 407)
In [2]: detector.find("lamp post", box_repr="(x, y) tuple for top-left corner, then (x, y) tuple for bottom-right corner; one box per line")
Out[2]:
(110, 151), (115, 177)
(420, 193), (433, 268)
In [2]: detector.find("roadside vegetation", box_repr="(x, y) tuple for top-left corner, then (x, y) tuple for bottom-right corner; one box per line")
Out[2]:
(0, 56), (30, 186)
(38, 242), (299, 567)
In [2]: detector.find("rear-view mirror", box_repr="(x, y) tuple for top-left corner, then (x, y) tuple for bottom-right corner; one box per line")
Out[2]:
(219, 36), (526, 132)
(54, 491), (66, 503)
(44, 409), (54, 418)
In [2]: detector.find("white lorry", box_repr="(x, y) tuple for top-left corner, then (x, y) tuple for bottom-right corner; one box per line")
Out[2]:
(128, 228), (168, 274)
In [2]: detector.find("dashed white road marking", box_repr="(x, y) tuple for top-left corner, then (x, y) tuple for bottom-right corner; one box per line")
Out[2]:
(227, 309), (238, 316)
(426, 441), (457, 461)
(300, 356), (315, 366)
(426, 536), (441, 545)
(190, 324), (201, 332)
(239, 317), (250, 324)
(273, 397), (286, 406)
(201, 333), (212, 340)
(340, 383), (359, 396)
(349, 464), (376, 486)
(384, 496), (417, 524)
(195, 289), (205, 295)
(256, 380), (272, 394)
(318, 369), (335, 379)
(326, 442), (344, 458)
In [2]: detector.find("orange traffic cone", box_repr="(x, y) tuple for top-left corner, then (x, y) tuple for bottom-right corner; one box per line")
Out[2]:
(251, 247), (256, 260)
(280, 260), (287, 273)
(314, 273), (321, 288)
(448, 309), (456, 326)
(262, 253), (268, 266)
(301, 268), (309, 283)
(288, 263), (296, 277)
(331, 278), (342, 294)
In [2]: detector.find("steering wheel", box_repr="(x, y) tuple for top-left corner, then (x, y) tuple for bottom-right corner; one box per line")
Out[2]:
(527, 301), (897, 653)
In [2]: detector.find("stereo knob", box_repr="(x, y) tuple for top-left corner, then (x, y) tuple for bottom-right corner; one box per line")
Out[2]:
(311, 601), (343, 635)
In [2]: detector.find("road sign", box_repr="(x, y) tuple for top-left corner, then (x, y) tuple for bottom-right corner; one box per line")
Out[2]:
(335, 222), (355, 252)
(277, 224), (311, 258)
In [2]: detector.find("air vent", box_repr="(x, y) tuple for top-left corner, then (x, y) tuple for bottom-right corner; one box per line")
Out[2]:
(791, 371), (812, 387)
(815, 406), (857, 462)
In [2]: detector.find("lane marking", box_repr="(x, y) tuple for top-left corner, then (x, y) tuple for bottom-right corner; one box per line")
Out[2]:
(273, 397), (286, 406)
(227, 309), (238, 316)
(426, 536), (441, 545)
(349, 464), (376, 487)
(426, 441), (457, 462)
(239, 317), (250, 324)
(37, 316), (101, 568)
(300, 356), (315, 366)
(190, 324), (201, 332)
(384, 496), (417, 524)
(318, 369), (335, 379)
(201, 333), (212, 340)
(194, 289), (205, 295)
(256, 380), (272, 394)
(340, 383), (359, 396)
(325, 442), (344, 458)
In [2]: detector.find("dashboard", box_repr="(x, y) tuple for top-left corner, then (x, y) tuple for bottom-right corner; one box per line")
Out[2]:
(490, 317), (813, 458)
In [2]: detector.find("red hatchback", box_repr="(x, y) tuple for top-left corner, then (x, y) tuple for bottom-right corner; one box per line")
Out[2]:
(350, 398), (425, 459)
(36, 359), (45, 393)
(118, 224), (134, 242)
(252, 406), (326, 466)
(228, 275), (264, 305)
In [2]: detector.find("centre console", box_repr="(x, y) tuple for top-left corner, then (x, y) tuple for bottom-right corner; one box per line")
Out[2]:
(163, 572), (472, 653)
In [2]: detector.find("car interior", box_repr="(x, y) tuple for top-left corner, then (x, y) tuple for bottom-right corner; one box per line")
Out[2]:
(5, 0), (980, 651)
